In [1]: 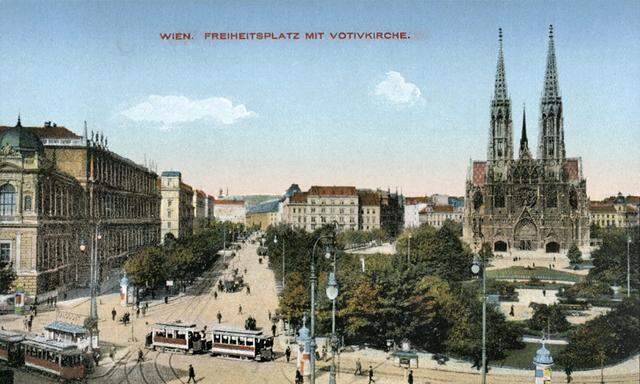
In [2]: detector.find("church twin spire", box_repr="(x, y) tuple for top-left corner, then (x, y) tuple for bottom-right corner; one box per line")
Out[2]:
(489, 25), (565, 164)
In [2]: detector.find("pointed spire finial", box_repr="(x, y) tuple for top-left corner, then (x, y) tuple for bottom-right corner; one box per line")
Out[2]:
(16, 114), (22, 127)
(493, 27), (508, 102)
(519, 103), (530, 157)
(542, 24), (560, 103)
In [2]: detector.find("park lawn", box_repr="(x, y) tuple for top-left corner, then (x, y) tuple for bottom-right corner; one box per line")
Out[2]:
(495, 342), (566, 369)
(487, 266), (583, 283)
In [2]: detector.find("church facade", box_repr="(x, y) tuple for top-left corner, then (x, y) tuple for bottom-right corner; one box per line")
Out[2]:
(463, 26), (590, 253)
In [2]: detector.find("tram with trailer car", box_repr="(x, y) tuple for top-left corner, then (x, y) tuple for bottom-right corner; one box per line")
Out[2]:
(22, 335), (85, 382)
(210, 325), (273, 361)
(148, 321), (209, 354)
(0, 330), (25, 366)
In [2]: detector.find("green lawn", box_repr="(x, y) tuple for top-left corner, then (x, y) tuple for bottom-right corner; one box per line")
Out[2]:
(487, 266), (583, 283)
(495, 343), (566, 369)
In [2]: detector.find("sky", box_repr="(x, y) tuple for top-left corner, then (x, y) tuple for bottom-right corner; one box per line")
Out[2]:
(0, 1), (638, 199)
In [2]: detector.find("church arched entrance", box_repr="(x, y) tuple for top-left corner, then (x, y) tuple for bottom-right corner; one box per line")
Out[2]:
(515, 219), (537, 250)
(494, 241), (508, 252)
(545, 242), (560, 253)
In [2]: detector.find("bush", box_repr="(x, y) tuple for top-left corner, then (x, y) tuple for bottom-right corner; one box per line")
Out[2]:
(567, 244), (582, 265)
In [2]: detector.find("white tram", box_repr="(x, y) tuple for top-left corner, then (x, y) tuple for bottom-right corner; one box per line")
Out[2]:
(149, 321), (209, 354)
(210, 325), (273, 361)
(0, 329), (25, 366)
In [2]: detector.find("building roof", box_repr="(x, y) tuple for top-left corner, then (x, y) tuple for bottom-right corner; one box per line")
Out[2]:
(405, 196), (429, 205)
(358, 190), (380, 206)
(472, 161), (487, 186)
(44, 321), (88, 335)
(0, 123), (81, 140)
(0, 120), (45, 153)
(289, 191), (308, 203)
(284, 183), (302, 198)
(589, 203), (616, 213)
(214, 199), (245, 206)
(161, 171), (182, 177)
(308, 186), (357, 196)
(24, 335), (79, 352)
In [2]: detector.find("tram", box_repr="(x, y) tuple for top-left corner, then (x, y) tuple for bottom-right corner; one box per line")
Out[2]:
(22, 335), (85, 382)
(148, 321), (209, 354)
(210, 325), (273, 361)
(0, 329), (25, 366)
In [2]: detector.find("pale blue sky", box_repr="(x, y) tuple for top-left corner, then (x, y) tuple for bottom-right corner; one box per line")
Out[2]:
(0, 1), (638, 198)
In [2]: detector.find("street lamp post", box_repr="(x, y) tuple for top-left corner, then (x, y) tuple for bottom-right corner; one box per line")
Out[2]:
(471, 243), (487, 384)
(309, 234), (333, 384)
(274, 235), (285, 290)
(627, 236), (632, 298)
(326, 269), (339, 384)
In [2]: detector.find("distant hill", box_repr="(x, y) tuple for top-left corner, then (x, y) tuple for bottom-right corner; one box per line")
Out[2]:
(228, 195), (280, 208)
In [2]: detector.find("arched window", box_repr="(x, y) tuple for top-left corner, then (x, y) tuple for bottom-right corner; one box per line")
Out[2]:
(0, 184), (16, 216)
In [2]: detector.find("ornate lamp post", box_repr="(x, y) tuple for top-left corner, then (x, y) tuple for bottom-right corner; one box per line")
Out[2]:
(325, 258), (339, 384)
(309, 235), (333, 384)
(274, 235), (285, 290)
(627, 236), (632, 298)
(471, 220), (486, 384)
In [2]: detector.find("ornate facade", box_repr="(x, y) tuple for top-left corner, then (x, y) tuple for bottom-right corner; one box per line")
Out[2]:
(463, 26), (590, 253)
(160, 171), (194, 241)
(0, 121), (161, 294)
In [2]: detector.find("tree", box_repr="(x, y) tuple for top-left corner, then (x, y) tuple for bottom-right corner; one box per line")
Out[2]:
(589, 229), (639, 288)
(166, 246), (199, 289)
(0, 260), (16, 293)
(245, 316), (257, 330)
(528, 303), (570, 333)
(279, 272), (309, 327)
(567, 244), (582, 265)
(558, 297), (640, 369)
(124, 247), (167, 293)
(339, 279), (384, 345)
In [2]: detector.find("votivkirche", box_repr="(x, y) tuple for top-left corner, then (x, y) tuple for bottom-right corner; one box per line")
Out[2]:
(463, 26), (590, 254)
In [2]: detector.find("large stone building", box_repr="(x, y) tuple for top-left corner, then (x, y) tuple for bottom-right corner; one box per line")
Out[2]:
(213, 199), (246, 224)
(192, 189), (207, 232)
(590, 193), (639, 228)
(404, 197), (429, 229)
(0, 120), (161, 294)
(283, 186), (404, 234)
(463, 26), (590, 254)
(160, 171), (194, 241)
(420, 204), (464, 229)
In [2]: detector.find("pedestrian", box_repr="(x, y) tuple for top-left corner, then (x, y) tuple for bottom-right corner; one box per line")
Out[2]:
(246, 285), (251, 295)
(268, 310), (271, 320)
(27, 317), (32, 332)
(111, 308), (117, 321)
(408, 369), (414, 384)
(295, 369), (303, 384)
(141, 306), (147, 317)
(285, 346), (291, 362)
(542, 289), (546, 297)
(509, 304), (515, 317)
(136, 307), (140, 318)
(137, 349), (144, 363)
(354, 358), (362, 375)
(63, 293), (67, 300)
(217, 311), (222, 323)
(145, 301), (149, 311)
(244, 268), (247, 275)
(238, 305), (242, 315)
(164, 296), (168, 304)
(33, 305), (37, 317)
(109, 346), (115, 361)
(214, 291), (218, 300)
(187, 364), (196, 383)
(368, 365), (375, 383)
(271, 323), (277, 337)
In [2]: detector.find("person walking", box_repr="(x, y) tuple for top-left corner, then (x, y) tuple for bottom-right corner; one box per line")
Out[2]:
(368, 365), (375, 383)
(238, 305), (242, 315)
(136, 307), (140, 318)
(509, 304), (515, 317)
(246, 285), (251, 295)
(285, 346), (291, 362)
(268, 310), (271, 320)
(408, 369), (414, 384)
(213, 291), (218, 300)
(187, 364), (196, 383)
(137, 349), (144, 363)
(295, 369), (303, 384)
(354, 358), (362, 375)
(217, 311), (222, 323)
(111, 308), (117, 321)
(271, 323), (277, 337)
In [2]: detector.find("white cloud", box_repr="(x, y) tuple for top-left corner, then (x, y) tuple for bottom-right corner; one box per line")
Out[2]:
(374, 71), (422, 107)
(121, 95), (255, 127)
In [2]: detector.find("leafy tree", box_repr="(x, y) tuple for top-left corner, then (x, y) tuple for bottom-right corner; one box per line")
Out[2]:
(557, 297), (640, 369)
(528, 303), (570, 333)
(279, 272), (310, 327)
(338, 279), (384, 345)
(245, 316), (257, 330)
(589, 229), (638, 289)
(567, 244), (582, 265)
(124, 247), (167, 292)
(166, 246), (199, 289)
(0, 260), (16, 293)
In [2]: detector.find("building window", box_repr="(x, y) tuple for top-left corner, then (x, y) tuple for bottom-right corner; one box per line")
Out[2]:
(0, 243), (10, 263)
(24, 195), (33, 211)
(0, 184), (16, 216)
